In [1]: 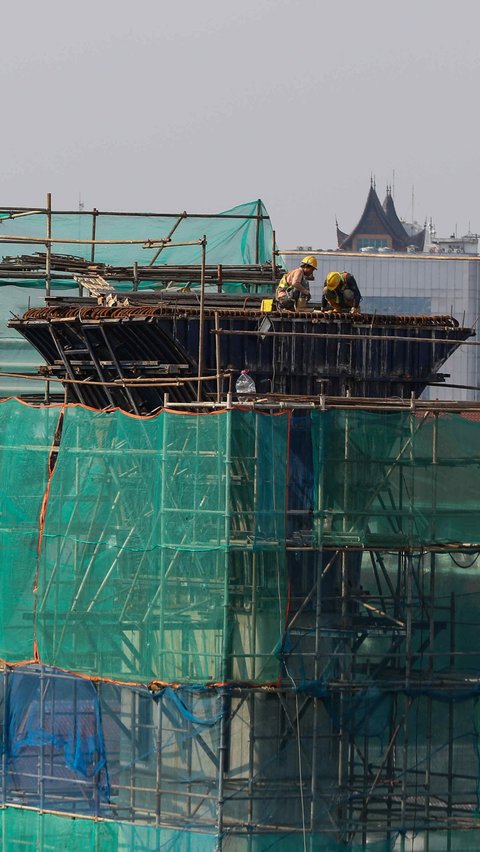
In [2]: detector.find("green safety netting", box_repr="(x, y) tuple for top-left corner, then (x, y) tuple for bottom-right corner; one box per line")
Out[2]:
(0, 807), (406, 850)
(0, 400), (58, 660)
(0, 201), (275, 395)
(3, 402), (480, 682)
(0, 200), (273, 282)
(0, 808), (217, 851)
(4, 403), (480, 848)
(36, 407), (288, 684)
(313, 409), (480, 548)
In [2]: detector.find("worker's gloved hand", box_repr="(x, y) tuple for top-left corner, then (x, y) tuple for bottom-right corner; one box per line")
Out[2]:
(304, 292), (311, 301)
(350, 306), (360, 314)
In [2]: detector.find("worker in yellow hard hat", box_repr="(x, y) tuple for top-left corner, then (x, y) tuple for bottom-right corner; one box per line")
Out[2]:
(322, 270), (362, 313)
(275, 255), (317, 310)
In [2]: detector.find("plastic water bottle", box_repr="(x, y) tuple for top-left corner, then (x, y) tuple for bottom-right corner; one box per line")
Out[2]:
(235, 370), (256, 396)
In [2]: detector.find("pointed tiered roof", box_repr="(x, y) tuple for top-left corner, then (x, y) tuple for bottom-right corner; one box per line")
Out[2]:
(337, 182), (425, 252)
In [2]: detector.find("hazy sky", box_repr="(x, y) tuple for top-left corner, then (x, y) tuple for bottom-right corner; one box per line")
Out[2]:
(2, 0), (479, 249)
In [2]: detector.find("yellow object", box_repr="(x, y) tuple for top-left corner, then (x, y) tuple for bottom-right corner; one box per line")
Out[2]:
(326, 271), (341, 290)
(301, 255), (318, 269)
(261, 298), (274, 312)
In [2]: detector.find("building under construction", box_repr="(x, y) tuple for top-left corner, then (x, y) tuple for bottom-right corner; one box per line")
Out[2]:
(1, 199), (480, 850)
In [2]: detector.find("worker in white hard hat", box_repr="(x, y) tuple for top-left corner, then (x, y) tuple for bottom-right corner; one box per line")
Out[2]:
(275, 255), (317, 310)
(322, 270), (362, 313)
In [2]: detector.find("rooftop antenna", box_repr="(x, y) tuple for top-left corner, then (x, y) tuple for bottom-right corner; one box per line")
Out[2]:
(78, 193), (84, 213)
(392, 169), (395, 199)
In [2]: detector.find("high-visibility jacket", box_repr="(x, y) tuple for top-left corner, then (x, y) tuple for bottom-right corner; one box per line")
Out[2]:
(276, 268), (310, 301)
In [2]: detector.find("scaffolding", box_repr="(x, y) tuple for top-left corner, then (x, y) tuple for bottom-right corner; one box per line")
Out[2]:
(2, 198), (480, 849)
(1, 396), (480, 850)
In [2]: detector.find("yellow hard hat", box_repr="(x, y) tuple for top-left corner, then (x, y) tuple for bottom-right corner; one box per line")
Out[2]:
(326, 271), (341, 290)
(301, 255), (317, 269)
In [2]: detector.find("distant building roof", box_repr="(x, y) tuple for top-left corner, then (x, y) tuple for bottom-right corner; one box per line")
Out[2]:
(337, 182), (426, 252)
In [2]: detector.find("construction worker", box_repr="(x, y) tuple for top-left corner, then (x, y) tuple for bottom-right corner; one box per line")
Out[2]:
(275, 255), (316, 309)
(322, 271), (362, 313)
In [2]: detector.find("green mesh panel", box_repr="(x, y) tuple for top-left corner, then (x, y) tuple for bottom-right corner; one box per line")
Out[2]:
(313, 410), (480, 548)
(0, 808), (217, 851)
(0, 203), (276, 395)
(36, 409), (288, 684)
(0, 401), (57, 660)
(0, 807), (405, 850)
(0, 200), (273, 281)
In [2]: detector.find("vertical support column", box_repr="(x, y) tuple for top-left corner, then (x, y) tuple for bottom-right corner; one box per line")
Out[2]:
(337, 409), (351, 841)
(222, 403), (232, 681)
(197, 236), (207, 402)
(309, 546), (323, 837)
(158, 408), (168, 679)
(272, 229), (277, 280)
(408, 393), (416, 547)
(431, 413), (438, 542)
(337, 549), (349, 840)
(90, 208), (98, 264)
(39, 667), (45, 812)
(401, 552), (413, 835)
(424, 552), (436, 844)
(251, 411), (259, 682)
(446, 591), (456, 848)
(1, 668), (8, 808)
(255, 199), (262, 265)
(44, 194), (53, 401)
(155, 696), (163, 827)
(45, 192), (52, 297)
(216, 398), (233, 850)
(215, 311), (222, 403)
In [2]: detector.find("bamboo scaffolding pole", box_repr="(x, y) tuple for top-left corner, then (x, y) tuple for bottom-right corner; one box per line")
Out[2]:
(0, 206), (271, 220)
(90, 207), (98, 264)
(45, 193), (52, 298)
(0, 371), (227, 388)
(0, 235), (204, 248)
(255, 199), (262, 265)
(197, 236), (207, 401)
(148, 210), (187, 266)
